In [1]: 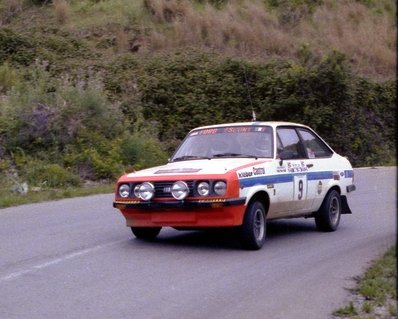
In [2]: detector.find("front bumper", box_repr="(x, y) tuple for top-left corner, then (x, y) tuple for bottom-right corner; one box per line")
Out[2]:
(113, 197), (246, 210)
(113, 197), (247, 227)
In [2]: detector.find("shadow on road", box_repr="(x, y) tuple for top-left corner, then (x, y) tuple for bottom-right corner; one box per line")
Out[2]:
(127, 219), (318, 251)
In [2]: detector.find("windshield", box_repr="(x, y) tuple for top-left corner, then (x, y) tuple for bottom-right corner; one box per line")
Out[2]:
(170, 126), (273, 162)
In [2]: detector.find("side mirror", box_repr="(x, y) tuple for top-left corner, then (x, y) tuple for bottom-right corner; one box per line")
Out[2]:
(279, 150), (294, 165)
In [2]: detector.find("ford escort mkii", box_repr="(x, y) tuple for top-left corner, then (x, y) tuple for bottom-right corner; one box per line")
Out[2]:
(113, 122), (356, 250)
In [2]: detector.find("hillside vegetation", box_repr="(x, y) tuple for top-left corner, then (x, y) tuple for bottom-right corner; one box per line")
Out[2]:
(0, 0), (396, 198)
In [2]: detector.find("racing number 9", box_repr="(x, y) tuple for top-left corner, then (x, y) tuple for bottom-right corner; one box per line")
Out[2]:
(298, 179), (303, 200)
(294, 175), (307, 201)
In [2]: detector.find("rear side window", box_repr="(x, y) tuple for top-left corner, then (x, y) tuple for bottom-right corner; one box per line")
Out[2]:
(277, 128), (306, 159)
(297, 128), (333, 158)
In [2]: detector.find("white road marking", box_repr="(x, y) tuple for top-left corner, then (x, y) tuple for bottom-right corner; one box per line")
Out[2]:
(1, 240), (125, 282)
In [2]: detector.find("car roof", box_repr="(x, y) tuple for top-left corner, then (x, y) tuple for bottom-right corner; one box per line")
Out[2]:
(191, 121), (310, 131)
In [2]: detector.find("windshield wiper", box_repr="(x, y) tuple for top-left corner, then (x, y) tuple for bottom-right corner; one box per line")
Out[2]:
(213, 153), (258, 159)
(172, 155), (211, 162)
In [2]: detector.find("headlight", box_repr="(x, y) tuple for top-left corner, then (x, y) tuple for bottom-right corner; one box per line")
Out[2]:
(214, 181), (227, 196)
(118, 184), (130, 198)
(171, 181), (189, 200)
(197, 182), (210, 196)
(133, 184), (141, 198)
(136, 182), (155, 201)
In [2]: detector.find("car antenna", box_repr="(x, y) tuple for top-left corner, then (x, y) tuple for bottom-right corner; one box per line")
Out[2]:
(252, 110), (256, 122)
(240, 51), (256, 122)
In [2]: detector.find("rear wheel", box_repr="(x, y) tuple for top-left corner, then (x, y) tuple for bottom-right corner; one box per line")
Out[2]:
(315, 190), (341, 232)
(239, 201), (266, 250)
(131, 227), (161, 240)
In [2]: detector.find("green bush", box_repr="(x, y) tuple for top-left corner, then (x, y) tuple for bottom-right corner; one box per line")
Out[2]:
(3, 63), (124, 153)
(0, 62), (19, 93)
(123, 50), (395, 167)
(0, 28), (36, 65)
(23, 162), (81, 188)
(27, 0), (51, 5)
(120, 133), (169, 170)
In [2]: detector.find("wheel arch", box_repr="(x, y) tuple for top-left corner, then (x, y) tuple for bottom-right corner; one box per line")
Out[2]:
(326, 185), (341, 195)
(319, 185), (341, 211)
(246, 190), (270, 217)
(324, 184), (352, 214)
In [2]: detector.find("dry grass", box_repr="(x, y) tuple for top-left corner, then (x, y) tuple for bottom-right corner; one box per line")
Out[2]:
(146, 1), (292, 56)
(139, 0), (396, 80)
(53, 0), (70, 25)
(1, 0), (23, 24)
(3, 0), (393, 80)
(300, 0), (396, 80)
(143, 0), (190, 23)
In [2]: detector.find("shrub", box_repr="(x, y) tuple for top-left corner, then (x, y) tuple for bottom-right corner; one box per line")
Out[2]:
(62, 130), (124, 180)
(126, 50), (395, 167)
(120, 133), (169, 170)
(28, 0), (51, 5)
(0, 28), (36, 65)
(0, 62), (19, 93)
(4, 63), (124, 153)
(1, 0), (23, 23)
(23, 161), (81, 188)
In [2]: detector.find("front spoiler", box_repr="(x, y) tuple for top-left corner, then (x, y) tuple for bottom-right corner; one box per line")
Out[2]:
(113, 197), (246, 210)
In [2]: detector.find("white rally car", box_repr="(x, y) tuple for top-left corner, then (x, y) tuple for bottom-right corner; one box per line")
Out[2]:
(113, 122), (356, 250)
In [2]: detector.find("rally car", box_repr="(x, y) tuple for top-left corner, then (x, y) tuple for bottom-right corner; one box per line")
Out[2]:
(113, 122), (356, 250)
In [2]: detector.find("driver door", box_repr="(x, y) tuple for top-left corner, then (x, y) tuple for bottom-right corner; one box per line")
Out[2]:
(275, 127), (311, 213)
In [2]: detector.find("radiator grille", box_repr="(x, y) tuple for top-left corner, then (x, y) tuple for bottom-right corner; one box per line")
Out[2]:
(153, 181), (195, 198)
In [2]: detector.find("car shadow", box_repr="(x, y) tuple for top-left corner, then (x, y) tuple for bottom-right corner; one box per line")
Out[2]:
(128, 219), (318, 251)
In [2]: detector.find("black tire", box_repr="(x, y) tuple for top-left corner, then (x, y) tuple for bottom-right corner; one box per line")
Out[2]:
(315, 190), (341, 232)
(131, 227), (161, 240)
(239, 201), (266, 250)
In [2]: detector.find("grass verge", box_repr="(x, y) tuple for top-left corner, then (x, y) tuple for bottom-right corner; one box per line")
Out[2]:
(333, 246), (397, 319)
(0, 183), (114, 208)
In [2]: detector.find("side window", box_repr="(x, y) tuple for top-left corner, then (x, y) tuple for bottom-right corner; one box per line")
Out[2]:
(298, 128), (333, 158)
(277, 128), (306, 159)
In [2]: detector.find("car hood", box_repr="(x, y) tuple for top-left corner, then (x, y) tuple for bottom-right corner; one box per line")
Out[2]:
(126, 158), (270, 178)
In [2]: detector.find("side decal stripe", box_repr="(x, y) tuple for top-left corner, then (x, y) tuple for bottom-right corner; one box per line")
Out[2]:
(239, 171), (335, 188)
(344, 170), (354, 178)
(307, 171), (334, 180)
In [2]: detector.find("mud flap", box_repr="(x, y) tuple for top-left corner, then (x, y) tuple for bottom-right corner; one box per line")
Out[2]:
(341, 196), (352, 214)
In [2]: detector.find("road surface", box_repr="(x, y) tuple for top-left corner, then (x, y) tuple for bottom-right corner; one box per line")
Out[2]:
(0, 167), (395, 319)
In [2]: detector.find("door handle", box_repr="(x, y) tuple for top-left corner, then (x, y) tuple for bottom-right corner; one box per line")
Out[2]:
(306, 163), (314, 168)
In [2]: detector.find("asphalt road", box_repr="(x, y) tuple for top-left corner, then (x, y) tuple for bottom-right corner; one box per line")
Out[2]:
(0, 167), (396, 319)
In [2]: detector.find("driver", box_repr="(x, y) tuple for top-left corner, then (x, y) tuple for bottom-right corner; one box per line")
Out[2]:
(240, 133), (271, 157)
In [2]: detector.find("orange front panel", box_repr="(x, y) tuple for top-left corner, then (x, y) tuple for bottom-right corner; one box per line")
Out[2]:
(120, 205), (246, 227)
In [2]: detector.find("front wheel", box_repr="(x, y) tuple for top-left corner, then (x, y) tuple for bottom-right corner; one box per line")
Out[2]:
(239, 201), (266, 250)
(315, 190), (341, 232)
(131, 227), (161, 240)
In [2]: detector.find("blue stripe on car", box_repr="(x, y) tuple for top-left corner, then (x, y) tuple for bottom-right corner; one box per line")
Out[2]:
(344, 170), (354, 178)
(239, 170), (354, 188)
(240, 171), (333, 188)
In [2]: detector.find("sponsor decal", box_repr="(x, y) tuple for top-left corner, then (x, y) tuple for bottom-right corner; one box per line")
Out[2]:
(287, 161), (308, 173)
(192, 126), (271, 136)
(223, 127), (252, 133)
(238, 171), (253, 178)
(253, 166), (265, 176)
(277, 166), (287, 173)
(154, 168), (202, 174)
(307, 148), (315, 159)
(317, 181), (323, 194)
(237, 166), (265, 179)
